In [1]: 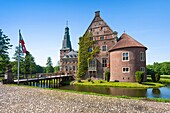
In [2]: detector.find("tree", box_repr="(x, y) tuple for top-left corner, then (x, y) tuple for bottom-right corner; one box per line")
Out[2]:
(11, 46), (25, 75)
(35, 65), (44, 73)
(24, 51), (36, 75)
(135, 71), (144, 83)
(77, 32), (99, 78)
(0, 29), (12, 74)
(147, 62), (170, 75)
(46, 57), (54, 73)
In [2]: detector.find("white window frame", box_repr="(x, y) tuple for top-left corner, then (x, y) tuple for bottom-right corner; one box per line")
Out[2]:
(140, 52), (145, 61)
(122, 67), (130, 73)
(140, 67), (145, 72)
(102, 45), (107, 51)
(102, 58), (107, 67)
(122, 52), (129, 61)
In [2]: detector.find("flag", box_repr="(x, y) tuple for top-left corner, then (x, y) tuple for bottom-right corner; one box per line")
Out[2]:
(19, 29), (27, 53)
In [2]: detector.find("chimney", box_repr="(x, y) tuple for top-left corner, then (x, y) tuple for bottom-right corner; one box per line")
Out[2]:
(95, 11), (100, 17)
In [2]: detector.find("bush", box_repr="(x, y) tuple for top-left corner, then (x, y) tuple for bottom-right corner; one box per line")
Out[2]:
(76, 78), (81, 83)
(151, 72), (160, 82)
(104, 70), (110, 82)
(155, 73), (160, 82)
(91, 80), (94, 84)
(98, 80), (103, 83)
(87, 78), (91, 82)
(135, 71), (144, 83)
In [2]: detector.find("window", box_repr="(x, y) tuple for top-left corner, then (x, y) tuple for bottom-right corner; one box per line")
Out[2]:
(140, 52), (145, 61)
(102, 46), (106, 51)
(122, 67), (130, 73)
(100, 36), (104, 40)
(73, 66), (75, 71)
(102, 58), (107, 67)
(89, 59), (95, 67)
(65, 66), (68, 71)
(88, 47), (92, 52)
(122, 52), (129, 61)
(140, 67), (145, 72)
(90, 37), (93, 41)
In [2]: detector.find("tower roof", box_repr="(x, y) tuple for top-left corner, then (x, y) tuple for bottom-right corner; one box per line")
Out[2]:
(109, 33), (147, 52)
(61, 26), (72, 51)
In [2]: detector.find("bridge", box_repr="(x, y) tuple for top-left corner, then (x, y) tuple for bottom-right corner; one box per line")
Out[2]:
(13, 74), (74, 88)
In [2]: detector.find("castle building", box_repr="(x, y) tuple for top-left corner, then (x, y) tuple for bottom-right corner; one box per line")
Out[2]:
(60, 26), (78, 75)
(59, 11), (147, 82)
(85, 11), (118, 79)
(109, 33), (147, 82)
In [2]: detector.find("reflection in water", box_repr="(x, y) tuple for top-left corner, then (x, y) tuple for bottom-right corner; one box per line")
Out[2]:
(152, 88), (161, 98)
(26, 83), (170, 99)
(60, 85), (147, 97)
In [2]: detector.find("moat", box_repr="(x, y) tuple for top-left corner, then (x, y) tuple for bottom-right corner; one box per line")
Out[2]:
(27, 83), (170, 99)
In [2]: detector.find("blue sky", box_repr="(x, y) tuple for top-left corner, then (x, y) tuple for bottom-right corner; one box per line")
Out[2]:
(1, 0), (170, 66)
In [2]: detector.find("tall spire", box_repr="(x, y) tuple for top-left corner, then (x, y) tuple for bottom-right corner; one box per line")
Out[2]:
(61, 24), (72, 51)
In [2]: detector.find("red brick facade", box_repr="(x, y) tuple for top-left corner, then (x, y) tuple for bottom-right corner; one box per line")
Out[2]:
(84, 11), (118, 79)
(109, 33), (147, 82)
(110, 48), (147, 82)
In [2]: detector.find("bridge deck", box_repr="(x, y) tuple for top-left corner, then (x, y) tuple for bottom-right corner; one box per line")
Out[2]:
(14, 75), (73, 83)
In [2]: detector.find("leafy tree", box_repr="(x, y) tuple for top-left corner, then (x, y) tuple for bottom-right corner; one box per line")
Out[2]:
(77, 32), (99, 78)
(147, 62), (170, 75)
(24, 51), (36, 75)
(135, 71), (144, 83)
(11, 46), (25, 75)
(0, 29), (12, 74)
(46, 57), (54, 73)
(54, 66), (60, 73)
(35, 65), (44, 73)
(54, 61), (60, 73)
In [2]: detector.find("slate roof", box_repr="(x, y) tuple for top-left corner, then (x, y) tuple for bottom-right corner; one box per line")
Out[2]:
(109, 33), (147, 52)
(63, 50), (78, 59)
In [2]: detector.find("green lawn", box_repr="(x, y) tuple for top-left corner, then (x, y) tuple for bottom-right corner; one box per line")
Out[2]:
(74, 80), (165, 88)
(0, 77), (3, 82)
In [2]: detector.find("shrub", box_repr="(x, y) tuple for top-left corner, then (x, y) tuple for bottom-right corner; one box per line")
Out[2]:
(87, 78), (91, 82)
(135, 71), (144, 83)
(155, 73), (160, 82)
(104, 70), (110, 82)
(91, 80), (94, 84)
(151, 72), (160, 82)
(76, 78), (81, 83)
(98, 80), (103, 83)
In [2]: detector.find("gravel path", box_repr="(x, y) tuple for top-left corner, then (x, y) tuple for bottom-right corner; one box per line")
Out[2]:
(0, 83), (170, 113)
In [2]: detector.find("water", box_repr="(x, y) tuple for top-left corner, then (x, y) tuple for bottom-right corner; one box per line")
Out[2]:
(28, 82), (170, 99)
(59, 85), (170, 99)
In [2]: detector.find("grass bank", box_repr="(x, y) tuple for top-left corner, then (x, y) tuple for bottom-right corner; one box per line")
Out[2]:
(73, 80), (165, 88)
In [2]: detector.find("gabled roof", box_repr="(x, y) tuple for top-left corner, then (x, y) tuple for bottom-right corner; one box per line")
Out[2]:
(109, 33), (147, 52)
(86, 11), (117, 37)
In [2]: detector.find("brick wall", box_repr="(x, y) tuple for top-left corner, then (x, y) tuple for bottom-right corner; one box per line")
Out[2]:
(110, 47), (146, 82)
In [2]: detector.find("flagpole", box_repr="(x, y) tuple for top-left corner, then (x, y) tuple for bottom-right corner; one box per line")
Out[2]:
(17, 29), (20, 85)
